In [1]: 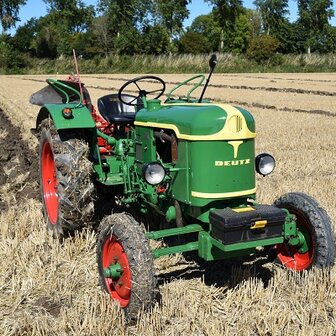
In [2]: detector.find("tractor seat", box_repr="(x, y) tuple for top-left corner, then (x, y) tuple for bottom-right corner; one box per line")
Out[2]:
(97, 94), (142, 123)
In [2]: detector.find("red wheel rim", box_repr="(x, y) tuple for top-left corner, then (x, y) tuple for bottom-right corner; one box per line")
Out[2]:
(41, 140), (58, 225)
(276, 210), (315, 271)
(102, 235), (131, 307)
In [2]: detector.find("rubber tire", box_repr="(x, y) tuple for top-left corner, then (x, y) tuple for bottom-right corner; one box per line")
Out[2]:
(96, 213), (156, 321)
(39, 118), (95, 238)
(273, 192), (335, 270)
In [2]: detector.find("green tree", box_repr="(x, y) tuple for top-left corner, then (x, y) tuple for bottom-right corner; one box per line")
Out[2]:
(98, 0), (151, 32)
(324, 25), (336, 52)
(247, 34), (279, 62)
(246, 9), (262, 37)
(96, 0), (190, 54)
(98, 0), (134, 35)
(11, 18), (38, 55)
(43, 0), (95, 32)
(205, 0), (243, 51)
(189, 13), (221, 51)
(25, 17), (60, 58)
(206, 0), (243, 28)
(97, 0), (152, 54)
(0, 0), (26, 31)
(42, 0), (95, 56)
(278, 20), (298, 53)
(141, 24), (170, 54)
(179, 31), (212, 53)
(0, 33), (23, 69)
(154, 0), (191, 40)
(114, 25), (141, 55)
(254, 0), (288, 35)
(230, 11), (251, 53)
(297, 0), (334, 53)
(32, 17), (58, 58)
(87, 15), (113, 57)
(0, 34), (13, 67)
(253, 0), (295, 53)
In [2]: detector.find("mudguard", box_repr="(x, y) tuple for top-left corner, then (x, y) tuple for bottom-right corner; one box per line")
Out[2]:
(30, 78), (96, 132)
(34, 103), (96, 131)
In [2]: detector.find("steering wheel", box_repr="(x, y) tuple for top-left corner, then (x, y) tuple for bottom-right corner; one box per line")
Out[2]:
(118, 75), (166, 106)
(166, 74), (205, 102)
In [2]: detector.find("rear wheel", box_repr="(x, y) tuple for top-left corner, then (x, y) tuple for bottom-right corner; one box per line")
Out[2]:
(273, 192), (335, 271)
(96, 213), (156, 320)
(39, 118), (95, 238)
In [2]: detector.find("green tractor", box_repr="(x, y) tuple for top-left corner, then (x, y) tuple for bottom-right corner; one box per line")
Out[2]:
(30, 55), (335, 319)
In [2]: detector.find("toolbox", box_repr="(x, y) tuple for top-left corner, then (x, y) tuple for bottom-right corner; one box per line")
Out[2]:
(210, 205), (286, 245)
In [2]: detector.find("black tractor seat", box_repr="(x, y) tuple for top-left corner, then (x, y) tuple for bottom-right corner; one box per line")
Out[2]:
(97, 94), (142, 123)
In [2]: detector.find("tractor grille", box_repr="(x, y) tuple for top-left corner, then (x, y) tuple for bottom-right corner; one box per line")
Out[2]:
(228, 115), (243, 133)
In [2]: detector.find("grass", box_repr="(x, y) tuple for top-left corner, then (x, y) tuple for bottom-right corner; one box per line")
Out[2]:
(1, 52), (336, 75)
(1, 199), (335, 335)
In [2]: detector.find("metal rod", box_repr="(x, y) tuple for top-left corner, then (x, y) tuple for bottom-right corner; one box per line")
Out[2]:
(96, 130), (117, 146)
(152, 242), (199, 258)
(73, 49), (84, 105)
(198, 54), (217, 103)
(198, 67), (215, 103)
(146, 224), (203, 240)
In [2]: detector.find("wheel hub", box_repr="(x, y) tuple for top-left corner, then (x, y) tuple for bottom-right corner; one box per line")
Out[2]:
(104, 262), (124, 279)
(276, 211), (314, 271)
(102, 236), (131, 307)
(288, 230), (310, 254)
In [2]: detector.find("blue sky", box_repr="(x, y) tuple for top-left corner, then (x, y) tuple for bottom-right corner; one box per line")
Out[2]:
(8, 0), (336, 34)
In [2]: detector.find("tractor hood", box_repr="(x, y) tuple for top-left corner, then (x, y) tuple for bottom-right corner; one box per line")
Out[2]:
(134, 103), (255, 141)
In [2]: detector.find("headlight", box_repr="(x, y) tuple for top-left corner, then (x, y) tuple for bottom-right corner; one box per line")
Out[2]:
(255, 153), (275, 176)
(143, 162), (166, 185)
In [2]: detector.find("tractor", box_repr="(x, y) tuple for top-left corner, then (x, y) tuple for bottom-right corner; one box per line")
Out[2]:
(30, 55), (335, 319)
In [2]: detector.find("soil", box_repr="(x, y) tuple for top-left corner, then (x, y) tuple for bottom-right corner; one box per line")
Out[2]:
(0, 108), (39, 210)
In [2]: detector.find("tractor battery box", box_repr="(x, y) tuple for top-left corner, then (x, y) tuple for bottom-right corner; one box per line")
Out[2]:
(209, 205), (286, 245)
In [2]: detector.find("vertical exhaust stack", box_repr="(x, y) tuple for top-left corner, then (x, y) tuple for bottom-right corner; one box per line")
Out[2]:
(198, 54), (217, 103)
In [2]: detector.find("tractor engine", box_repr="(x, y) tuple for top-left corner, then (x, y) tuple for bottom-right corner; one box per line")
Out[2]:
(135, 101), (257, 214)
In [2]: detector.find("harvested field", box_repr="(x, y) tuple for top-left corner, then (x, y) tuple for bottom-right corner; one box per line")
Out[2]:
(0, 73), (335, 335)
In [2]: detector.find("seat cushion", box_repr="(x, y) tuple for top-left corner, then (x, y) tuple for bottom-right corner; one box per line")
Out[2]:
(97, 94), (141, 123)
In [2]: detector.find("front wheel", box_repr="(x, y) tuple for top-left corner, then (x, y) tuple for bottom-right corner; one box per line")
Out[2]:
(273, 192), (335, 271)
(96, 213), (156, 320)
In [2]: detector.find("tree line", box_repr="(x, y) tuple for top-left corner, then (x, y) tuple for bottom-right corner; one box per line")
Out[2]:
(0, 0), (335, 70)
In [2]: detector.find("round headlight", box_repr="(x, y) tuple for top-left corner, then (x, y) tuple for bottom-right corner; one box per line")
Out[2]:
(143, 163), (166, 185)
(255, 153), (275, 176)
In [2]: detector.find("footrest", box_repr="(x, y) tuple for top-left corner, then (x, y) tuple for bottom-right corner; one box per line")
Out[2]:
(210, 205), (286, 245)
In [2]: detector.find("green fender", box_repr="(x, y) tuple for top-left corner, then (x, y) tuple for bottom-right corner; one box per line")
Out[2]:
(35, 103), (96, 131)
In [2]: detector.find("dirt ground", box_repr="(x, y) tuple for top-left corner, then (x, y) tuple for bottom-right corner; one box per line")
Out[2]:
(0, 73), (335, 336)
(0, 109), (39, 210)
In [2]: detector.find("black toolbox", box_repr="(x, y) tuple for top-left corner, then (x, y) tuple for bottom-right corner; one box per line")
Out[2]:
(210, 205), (286, 245)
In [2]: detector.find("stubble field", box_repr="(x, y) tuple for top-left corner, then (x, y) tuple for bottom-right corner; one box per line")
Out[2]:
(0, 72), (336, 335)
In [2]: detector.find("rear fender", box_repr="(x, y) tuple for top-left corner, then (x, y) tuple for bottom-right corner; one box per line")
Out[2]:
(34, 103), (96, 131)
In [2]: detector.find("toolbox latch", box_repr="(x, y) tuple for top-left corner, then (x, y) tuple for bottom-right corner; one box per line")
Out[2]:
(250, 220), (267, 230)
